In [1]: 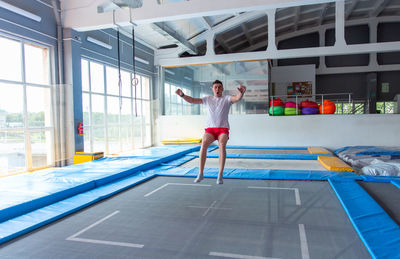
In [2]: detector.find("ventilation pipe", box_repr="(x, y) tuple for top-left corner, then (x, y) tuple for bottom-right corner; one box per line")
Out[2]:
(52, 0), (66, 166)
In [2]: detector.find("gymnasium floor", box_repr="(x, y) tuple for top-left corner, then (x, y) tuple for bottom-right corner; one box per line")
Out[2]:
(0, 176), (369, 258)
(0, 145), (399, 258)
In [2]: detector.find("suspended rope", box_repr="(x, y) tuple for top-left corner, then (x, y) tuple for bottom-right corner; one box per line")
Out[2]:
(132, 27), (139, 117)
(117, 27), (122, 112)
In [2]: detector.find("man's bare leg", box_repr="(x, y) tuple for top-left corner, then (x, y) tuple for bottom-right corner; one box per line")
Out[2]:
(195, 133), (215, 183)
(216, 134), (228, 184)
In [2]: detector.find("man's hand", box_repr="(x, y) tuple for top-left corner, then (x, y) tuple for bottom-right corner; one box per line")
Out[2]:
(237, 85), (247, 95)
(175, 88), (184, 97)
(230, 85), (247, 103)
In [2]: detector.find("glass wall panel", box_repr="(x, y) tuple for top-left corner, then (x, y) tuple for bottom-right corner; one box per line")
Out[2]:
(133, 76), (142, 99)
(81, 59), (89, 91)
(24, 43), (49, 85)
(26, 86), (51, 127)
(82, 93), (90, 126)
(0, 83), (24, 129)
(121, 126), (132, 151)
(31, 131), (52, 168)
(162, 60), (269, 115)
(121, 98), (132, 125)
(90, 62), (105, 93)
(0, 37), (22, 81)
(92, 126), (105, 152)
(84, 126), (91, 152)
(91, 94), (105, 125)
(144, 125), (151, 147)
(81, 58), (152, 152)
(107, 96), (120, 125)
(106, 66), (119, 96)
(107, 125), (120, 154)
(0, 131), (25, 174)
(0, 36), (53, 175)
(133, 100), (142, 149)
(142, 76), (150, 99)
(121, 71), (131, 97)
(143, 100), (150, 124)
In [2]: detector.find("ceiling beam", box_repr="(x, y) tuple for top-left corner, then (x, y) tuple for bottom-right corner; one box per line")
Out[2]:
(215, 36), (232, 53)
(293, 6), (301, 31)
(151, 22), (198, 54)
(62, 0), (335, 31)
(318, 3), (329, 25)
(345, 0), (359, 20)
(158, 40), (400, 67)
(370, 0), (391, 17)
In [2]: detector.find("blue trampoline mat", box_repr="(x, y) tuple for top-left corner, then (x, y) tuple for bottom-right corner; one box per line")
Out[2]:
(1, 145), (399, 259)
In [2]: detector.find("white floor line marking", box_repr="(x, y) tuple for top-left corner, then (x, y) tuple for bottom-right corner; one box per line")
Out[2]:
(209, 251), (279, 259)
(203, 200), (217, 216)
(66, 210), (144, 248)
(144, 183), (169, 197)
(299, 224), (310, 259)
(66, 210), (120, 240)
(248, 186), (301, 205)
(188, 206), (232, 210)
(144, 182), (211, 197)
(68, 237), (144, 248)
(188, 200), (232, 216)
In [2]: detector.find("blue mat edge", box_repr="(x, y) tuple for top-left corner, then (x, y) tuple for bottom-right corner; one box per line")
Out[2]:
(328, 179), (400, 259)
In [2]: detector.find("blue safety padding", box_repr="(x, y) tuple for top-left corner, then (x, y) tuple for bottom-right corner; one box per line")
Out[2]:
(329, 179), (400, 259)
(392, 180), (400, 190)
(189, 152), (331, 160)
(227, 145), (308, 150)
(0, 145), (200, 224)
(160, 155), (196, 167)
(0, 181), (95, 223)
(1, 144), (399, 251)
(156, 167), (361, 181)
(0, 172), (156, 245)
(360, 175), (400, 183)
(333, 146), (377, 155)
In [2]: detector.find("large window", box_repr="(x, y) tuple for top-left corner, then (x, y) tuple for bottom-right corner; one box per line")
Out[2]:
(376, 101), (395, 114)
(164, 83), (193, 115)
(162, 61), (269, 115)
(0, 36), (53, 175)
(81, 59), (152, 154)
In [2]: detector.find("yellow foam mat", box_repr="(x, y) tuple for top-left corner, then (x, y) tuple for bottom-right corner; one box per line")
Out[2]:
(318, 156), (354, 171)
(308, 147), (332, 155)
(161, 138), (202, 145)
(74, 152), (104, 164)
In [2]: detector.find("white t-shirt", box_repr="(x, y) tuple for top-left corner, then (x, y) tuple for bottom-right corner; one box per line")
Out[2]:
(202, 95), (232, 129)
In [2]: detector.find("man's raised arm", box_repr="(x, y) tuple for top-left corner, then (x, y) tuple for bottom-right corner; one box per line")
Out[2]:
(230, 85), (247, 103)
(175, 88), (203, 104)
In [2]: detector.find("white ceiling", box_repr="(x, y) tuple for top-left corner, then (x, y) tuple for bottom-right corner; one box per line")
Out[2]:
(61, 0), (400, 56)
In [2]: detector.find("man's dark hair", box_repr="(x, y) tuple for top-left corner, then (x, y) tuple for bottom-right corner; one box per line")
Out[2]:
(212, 80), (223, 86)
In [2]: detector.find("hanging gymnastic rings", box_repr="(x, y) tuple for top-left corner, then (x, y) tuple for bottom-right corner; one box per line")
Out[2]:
(132, 77), (139, 87)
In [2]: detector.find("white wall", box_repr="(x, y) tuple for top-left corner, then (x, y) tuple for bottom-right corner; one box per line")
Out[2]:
(157, 114), (400, 150)
(271, 64), (316, 101)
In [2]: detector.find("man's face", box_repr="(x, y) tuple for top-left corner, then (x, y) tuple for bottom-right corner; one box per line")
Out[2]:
(212, 83), (224, 97)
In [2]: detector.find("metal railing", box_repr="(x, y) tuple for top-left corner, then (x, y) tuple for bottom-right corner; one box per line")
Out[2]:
(268, 93), (353, 115)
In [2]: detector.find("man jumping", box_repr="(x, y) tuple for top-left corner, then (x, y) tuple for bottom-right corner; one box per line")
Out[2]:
(175, 80), (246, 184)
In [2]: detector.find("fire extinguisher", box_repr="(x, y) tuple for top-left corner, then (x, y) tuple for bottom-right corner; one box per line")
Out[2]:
(77, 122), (84, 135)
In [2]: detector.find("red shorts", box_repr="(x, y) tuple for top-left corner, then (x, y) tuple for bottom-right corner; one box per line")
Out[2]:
(205, 127), (229, 140)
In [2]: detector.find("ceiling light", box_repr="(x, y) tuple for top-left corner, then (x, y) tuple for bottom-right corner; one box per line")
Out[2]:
(0, 1), (41, 22)
(165, 70), (175, 75)
(135, 57), (150, 65)
(86, 36), (112, 50)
